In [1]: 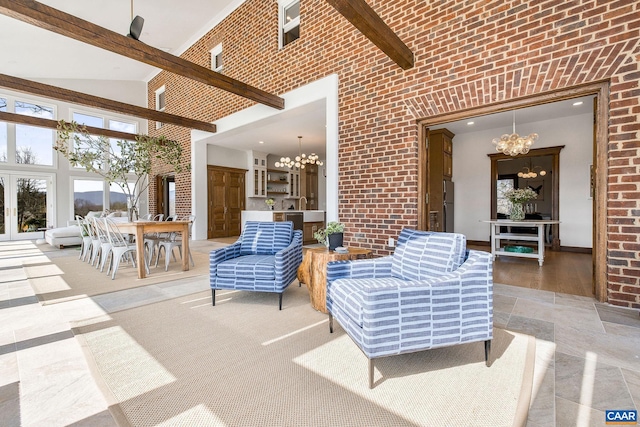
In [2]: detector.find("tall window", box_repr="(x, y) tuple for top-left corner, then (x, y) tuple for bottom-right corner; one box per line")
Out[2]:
(71, 112), (104, 169)
(0, 97), (7, 163)
(280, 0), (300, 48)
(109, 119), (137, 160)
(15, 101), (55, 165)
(211, 44), (223, 72)
(155, 86), (166, 129)
(73, 179), (104, 217)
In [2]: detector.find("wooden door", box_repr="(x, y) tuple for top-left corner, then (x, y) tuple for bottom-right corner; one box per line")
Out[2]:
(207, 166), (246, 239)
(156, 175), (166, 216)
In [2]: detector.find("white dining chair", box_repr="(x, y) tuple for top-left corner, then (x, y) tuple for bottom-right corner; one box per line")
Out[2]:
(104, 217), (149, 280)
(155, 215), (195, 271)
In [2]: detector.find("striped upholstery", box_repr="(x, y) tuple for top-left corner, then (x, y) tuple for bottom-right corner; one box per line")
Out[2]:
(391, 229), (466, 280)
(210, 221), (303, 298)
(240, 221), (293, 255)
(326, 229), (492, 362)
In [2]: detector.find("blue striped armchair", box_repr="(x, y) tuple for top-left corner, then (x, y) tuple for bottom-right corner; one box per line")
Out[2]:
(210, 221), (303, 310)
(326, 229), (493, 388)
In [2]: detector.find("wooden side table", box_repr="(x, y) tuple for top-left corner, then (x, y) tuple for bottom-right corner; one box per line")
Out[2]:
(297, 247), (372, 313)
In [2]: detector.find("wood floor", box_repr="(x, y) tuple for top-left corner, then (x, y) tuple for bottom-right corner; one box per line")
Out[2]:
(468, 243), (594, 298)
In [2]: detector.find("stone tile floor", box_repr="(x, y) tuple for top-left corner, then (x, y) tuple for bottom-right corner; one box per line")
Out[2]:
(0, 240), (638, 426)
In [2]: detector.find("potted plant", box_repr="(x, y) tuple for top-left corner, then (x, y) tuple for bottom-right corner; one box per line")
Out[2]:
(265, 198), (275, 210)
(314, 221), (345, 250)
(55, 120), (189, 221)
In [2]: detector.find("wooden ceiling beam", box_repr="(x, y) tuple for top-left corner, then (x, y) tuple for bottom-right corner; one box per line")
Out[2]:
(0, 73), (217, 133)
(0, 0), (284, 110)
(325, 0), (414, 70)
(0, 111), (138, 140)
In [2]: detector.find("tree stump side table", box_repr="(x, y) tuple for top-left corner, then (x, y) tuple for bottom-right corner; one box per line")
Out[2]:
(297, 247), (372, 313)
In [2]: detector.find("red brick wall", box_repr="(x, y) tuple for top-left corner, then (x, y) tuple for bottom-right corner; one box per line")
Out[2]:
(148, 0), (640, 308)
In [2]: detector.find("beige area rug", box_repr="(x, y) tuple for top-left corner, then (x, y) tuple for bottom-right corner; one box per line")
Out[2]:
(71, 285), (536, 427)
(24, 248), (215, 305)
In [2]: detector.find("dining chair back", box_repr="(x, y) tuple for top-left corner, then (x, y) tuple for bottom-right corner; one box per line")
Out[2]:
(103, 218), (149, 280)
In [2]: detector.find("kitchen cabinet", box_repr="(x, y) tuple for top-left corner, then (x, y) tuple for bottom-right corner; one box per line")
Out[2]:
(288, 169), (300, 199)
(303, 221), (324, 245)
(248, 151), (267, 198)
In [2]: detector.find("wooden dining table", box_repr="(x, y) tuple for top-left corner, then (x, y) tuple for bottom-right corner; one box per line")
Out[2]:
(115, 220), (191, 279)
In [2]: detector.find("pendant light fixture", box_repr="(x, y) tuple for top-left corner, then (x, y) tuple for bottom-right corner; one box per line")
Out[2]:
(275, 136), (323, 169)
(492, 111), (538, 156)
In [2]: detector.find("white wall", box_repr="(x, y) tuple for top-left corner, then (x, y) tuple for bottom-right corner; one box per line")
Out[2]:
(452, 112), (594, 248)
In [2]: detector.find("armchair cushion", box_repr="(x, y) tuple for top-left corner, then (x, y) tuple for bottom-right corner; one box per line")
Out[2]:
(239, 221), (293, 255)
(217, 254), (277, 280)
(391, 229), (466, 281)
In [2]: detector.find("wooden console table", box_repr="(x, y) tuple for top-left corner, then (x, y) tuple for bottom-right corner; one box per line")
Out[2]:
(482, 219), (560, 266)
(297, 247), (371, 313)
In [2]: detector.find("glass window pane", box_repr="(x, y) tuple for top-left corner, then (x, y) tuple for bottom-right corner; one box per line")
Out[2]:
(0, 98), (6, 163)
(74, 179), (104, 217)
(284, 1), (299, 22)
(109, 181), (134, 212)
(109, 120), (136, 158)
(72, 112), (103, 128)
(17, 177), (47, 233)
(15, 101), (54, 166)
(497, 178), (515, 215)
(0, 177), (4, 233)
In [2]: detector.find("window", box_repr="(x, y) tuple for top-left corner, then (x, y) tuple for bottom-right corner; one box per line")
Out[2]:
(109, 181), (135, 212)
(109, 119), (137, 160)
(15, 101), (55, 166)
(155, 86), (165, 129)
(71, 111), (104, 169)
(210, 44), (223, 72)
(0, 97), (7, 163)
(497, 176), (516, 216)
(280, 0), (300, 48)
(73, 179), (104, 217)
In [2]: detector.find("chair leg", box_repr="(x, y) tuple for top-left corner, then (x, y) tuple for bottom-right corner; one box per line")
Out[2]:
(329, 313), (334, 333)
(278, 293), (283, 310)
(368, 358), (375, 389)
(484, 340), (492, 367)
(211, 289), (216, 306)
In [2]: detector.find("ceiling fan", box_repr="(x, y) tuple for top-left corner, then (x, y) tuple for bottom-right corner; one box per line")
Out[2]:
(127, 0), (144, 40)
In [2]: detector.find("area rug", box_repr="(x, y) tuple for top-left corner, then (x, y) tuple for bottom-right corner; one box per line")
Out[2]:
(71, 285), (535, 427)
(24, 249), (213, 305)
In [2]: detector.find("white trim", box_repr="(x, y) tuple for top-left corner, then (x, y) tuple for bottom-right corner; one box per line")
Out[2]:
(155, 86), (166, 130)
(210, 43), (223, 72)
(279, 0), (300, 49)
(191, 74), (340, 240)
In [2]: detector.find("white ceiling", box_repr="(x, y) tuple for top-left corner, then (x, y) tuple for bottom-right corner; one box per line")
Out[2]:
(0, 1), (594, 160)
(0, 0), (243, 81)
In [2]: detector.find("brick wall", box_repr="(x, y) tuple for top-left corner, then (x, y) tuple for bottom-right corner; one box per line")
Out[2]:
(148, 0), (640, 308)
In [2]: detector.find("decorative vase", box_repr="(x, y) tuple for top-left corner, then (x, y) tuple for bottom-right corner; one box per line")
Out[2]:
(509, 202), (525, 220)
(127, 196), (139, 222)
(328, 232), (344, 251)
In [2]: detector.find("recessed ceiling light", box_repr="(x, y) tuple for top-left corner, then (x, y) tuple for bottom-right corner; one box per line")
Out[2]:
(259, 140), (264, 144)
(572, 101), (583, 106)
(467, 121), (475, 125)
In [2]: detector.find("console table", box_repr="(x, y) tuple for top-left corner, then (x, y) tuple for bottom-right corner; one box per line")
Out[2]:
(482, 219), (560, 266)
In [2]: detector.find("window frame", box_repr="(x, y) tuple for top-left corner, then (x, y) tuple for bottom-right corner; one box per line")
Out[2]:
(279, 0), (300, 49)
(155, 85), (166, 130)
(210, 43), (223, 72)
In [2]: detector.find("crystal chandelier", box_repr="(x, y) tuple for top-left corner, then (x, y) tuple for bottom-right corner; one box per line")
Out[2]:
(492, 111), (538, 156)
(275, 136), (323, 169)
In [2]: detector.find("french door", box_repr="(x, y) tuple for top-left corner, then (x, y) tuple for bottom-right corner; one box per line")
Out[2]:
(0, 172), (54, 241)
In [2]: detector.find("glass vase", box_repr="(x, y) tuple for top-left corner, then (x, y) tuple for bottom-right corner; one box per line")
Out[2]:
(509, 202), (525, 221)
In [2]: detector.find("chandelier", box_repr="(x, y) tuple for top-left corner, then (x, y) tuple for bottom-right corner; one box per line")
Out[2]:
(275, 136), (323, 169)
(518, 165), (546, 178)
(492, 111), (538, 156)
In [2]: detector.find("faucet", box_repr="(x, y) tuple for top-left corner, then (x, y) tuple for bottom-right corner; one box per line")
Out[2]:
(298, 196), (308, 210)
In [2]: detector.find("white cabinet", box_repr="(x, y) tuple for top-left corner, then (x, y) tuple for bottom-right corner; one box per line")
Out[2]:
(248, 151), (267, 198)
(287, 169), (300, 199)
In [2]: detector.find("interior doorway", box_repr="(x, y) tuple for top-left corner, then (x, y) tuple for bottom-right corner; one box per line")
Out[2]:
(417, 82), (608, 302)
(156, 175), (175, 219)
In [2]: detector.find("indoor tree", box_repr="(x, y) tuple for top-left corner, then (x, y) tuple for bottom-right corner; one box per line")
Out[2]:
(55, 120), (189, 221)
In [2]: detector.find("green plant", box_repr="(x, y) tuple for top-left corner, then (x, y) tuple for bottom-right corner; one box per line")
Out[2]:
(55, 120), (189, 220)
(314, 221), (345, 246)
